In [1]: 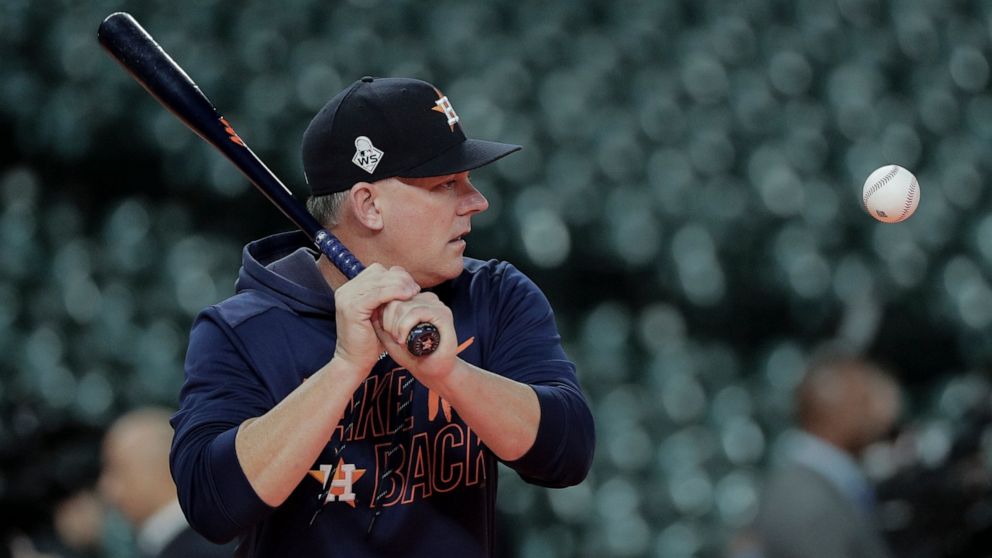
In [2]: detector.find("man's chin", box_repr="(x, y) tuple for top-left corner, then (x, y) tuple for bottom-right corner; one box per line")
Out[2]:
(420, 258), (465, 287)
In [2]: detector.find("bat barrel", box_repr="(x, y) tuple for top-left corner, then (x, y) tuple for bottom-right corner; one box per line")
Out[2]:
(98, 13), (326, 244)
(98, 13), (218, 143)
(98, 11), (439, 357)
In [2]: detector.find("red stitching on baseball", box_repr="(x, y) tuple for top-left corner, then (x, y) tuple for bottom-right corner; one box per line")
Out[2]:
(863, 165), (899, 209)
(899, 177), (917, 220)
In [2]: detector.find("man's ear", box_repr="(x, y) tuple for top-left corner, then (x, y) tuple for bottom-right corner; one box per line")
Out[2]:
(348, 182), (383, 231)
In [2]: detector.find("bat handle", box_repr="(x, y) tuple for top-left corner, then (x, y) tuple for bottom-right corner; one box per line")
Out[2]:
(314, 230), (365, 280)
(314, 230), (440, 356)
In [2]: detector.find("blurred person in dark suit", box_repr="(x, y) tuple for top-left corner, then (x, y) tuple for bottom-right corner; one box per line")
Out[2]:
(99, 408), (235, 558)
(754, 355), (901, 558)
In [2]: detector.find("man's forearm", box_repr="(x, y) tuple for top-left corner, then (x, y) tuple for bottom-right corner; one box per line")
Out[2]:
(235, 358), (366, 507)
(429, 359), (540, 461)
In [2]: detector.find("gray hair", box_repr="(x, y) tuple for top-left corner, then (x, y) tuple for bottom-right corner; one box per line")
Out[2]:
(306, 190), (350, 228)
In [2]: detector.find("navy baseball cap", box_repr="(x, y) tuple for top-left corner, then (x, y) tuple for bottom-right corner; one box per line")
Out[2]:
(302, 76), (522, 195)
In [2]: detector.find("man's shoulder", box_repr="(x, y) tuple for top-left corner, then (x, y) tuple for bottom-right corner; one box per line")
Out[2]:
(462, 256), (510, 275)
(459, 257), (532, 289)
(451, 258), (554, 326)
(761, 461), (852, 515)
(203, 289), (293, 329)
(766, 461), (836, 490)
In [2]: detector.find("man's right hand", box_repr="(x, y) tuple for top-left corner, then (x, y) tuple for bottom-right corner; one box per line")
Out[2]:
(233, 263), (419, 508)
(332, 263), (420, 374)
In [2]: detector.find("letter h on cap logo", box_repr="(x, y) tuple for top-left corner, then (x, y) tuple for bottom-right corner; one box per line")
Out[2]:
(431, 89), (460, 131)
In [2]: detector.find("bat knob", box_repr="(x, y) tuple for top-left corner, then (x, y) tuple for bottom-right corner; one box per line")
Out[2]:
(406, 323), (440, 356)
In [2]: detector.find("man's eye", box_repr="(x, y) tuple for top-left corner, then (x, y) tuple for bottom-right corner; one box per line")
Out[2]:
(438, 181), (456, 190)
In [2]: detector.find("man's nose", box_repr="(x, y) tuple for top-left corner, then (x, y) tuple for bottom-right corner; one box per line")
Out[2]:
(459, 183), (489, 215)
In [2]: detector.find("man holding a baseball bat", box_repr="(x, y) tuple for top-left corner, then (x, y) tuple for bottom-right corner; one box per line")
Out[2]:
(169, 77), (595, 557)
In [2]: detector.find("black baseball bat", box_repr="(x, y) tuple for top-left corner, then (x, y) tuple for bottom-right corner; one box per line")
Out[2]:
(97, 12), (439, 357)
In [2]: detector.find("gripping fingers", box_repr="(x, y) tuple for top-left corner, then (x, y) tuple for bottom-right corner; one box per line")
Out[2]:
(338, 264), (419, 316)
(380, 292), (447, 345)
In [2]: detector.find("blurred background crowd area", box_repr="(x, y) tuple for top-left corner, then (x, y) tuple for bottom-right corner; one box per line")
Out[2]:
(4, 0), (992, 556)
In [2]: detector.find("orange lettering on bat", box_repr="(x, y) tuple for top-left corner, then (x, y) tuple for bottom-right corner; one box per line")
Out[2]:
(219, 116), (245, 147)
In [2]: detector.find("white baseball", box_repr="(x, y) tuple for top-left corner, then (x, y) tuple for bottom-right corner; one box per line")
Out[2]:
(862, 164), (920, 223)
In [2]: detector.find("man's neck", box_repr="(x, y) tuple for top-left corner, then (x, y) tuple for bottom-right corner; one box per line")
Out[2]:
(317, 255), (349, 290)
(804, 425), (858, 456)
(316, 225), (382, 290)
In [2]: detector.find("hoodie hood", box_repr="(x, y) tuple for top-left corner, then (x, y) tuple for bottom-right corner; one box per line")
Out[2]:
(235, 231), (335, 317)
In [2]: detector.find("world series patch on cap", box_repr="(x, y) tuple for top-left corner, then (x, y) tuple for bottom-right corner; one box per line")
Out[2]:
(302, 76), (522, 196)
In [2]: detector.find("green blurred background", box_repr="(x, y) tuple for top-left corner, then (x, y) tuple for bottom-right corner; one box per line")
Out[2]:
(3, 0), (992, 556)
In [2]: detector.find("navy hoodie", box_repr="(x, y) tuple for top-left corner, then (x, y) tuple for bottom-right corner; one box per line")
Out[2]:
(170, 231), (595, 557)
